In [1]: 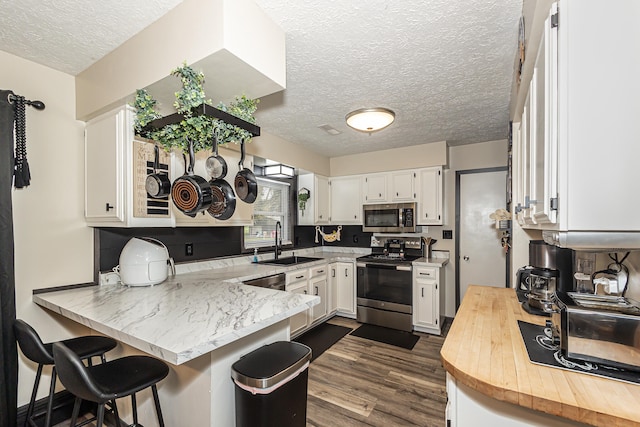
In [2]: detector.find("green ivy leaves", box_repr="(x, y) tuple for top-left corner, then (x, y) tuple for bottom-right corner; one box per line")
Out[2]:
(133, 62), (259, 153)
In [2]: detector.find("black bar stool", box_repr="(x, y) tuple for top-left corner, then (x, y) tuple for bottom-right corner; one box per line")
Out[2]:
(13, 319), (118, 427)
(53, 342), (170, 427)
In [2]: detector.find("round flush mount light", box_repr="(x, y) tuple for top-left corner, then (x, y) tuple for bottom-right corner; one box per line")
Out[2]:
(345, 107), (395, 133)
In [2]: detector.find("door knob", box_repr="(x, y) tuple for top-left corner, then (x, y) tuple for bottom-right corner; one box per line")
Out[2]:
(463, 256), (470, 261)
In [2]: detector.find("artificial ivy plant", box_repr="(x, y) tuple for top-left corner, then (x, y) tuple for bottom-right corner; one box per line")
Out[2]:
(133, 62), (259, 153)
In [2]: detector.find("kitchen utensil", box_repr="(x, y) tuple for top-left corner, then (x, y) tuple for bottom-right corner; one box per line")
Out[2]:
(207, 163), (237, 221)
(204, 133), (228, 180)
(234, 140), (258, 204)
(527, 267), (559, 312)
(118, 237), (175, 286)
(171, 139), (213, 217)
(145, 144), (171, 198)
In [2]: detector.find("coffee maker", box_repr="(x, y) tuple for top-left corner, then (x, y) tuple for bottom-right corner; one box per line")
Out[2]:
(518, 240), (574, 315)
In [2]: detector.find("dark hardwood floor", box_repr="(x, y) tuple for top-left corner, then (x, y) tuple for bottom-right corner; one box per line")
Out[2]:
(53, 317), (449, 427)
(306, 317), (448, 427)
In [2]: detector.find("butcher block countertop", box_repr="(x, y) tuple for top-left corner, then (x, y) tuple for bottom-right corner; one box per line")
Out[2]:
(441, 285), (640, 427)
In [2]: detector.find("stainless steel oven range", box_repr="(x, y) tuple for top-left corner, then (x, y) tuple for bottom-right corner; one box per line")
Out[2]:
(356, 235), (424, 331)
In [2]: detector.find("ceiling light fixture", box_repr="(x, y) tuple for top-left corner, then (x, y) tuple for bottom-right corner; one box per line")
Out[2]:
(345, 107), (395, 133)
(263, 163), (295, 178)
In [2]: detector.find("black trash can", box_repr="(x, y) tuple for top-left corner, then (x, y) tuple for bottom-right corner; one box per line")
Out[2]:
(231, 341), (312, 427)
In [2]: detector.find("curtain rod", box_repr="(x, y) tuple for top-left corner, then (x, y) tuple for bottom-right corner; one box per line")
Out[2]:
(7, 93), (45, 110)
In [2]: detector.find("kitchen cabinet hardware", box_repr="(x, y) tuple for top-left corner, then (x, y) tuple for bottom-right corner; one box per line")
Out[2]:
(332, 269), (336, 278)
(420, 272), (431, 276)
(105, 203), (114, 211)
(146, 103), (260, 138)
(315, 286), (319, 295)
(463, 256), (470, 261)
(296, 275), (304, 279)
(317, 270), (324, 274)
(422, 288), (424, 297)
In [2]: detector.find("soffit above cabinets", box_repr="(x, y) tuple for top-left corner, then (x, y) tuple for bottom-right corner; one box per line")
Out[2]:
(75, 0), (286, 121)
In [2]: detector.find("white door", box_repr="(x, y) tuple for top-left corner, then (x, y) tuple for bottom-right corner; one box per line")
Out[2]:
(458, 169), (507, 308)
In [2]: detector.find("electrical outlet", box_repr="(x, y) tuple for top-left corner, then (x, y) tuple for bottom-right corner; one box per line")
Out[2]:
(443, 230), (453, 239)
(185, 243), (194, 256)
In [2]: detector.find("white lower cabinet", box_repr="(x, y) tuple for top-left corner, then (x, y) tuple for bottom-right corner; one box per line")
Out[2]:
(413, 265), (444, 335)
(309, 265), (328, 324)
(286, 269), (310, 336)
(333, 262), (356, 318)
(446, 374), (586, 427)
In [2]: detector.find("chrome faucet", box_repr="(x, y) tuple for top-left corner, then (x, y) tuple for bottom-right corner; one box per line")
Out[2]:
(274, 221), (282, 260)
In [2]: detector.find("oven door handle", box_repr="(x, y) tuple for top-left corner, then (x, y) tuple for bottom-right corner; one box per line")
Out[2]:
(357, 262), (412, 271)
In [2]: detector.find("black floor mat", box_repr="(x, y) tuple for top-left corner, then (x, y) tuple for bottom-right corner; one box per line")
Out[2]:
(293, 323), (352, 362)
(350, 324), (419, 350)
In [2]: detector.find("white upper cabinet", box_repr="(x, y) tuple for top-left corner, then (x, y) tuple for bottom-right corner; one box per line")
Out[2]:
(390, 170), (416, 201)
(416, 167), (443, 225)
(515, 0), (640, 234)
(363, 173), (387, 203)
(298, 173), (330, 225)
(330, 175), (362, 224)
(85, 105), (174, 227)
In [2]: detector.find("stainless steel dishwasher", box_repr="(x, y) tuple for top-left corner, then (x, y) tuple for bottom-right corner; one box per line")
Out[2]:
(243, 273), (286, 291)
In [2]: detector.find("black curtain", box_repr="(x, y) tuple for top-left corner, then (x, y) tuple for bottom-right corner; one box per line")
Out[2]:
(0, 90), (18, 427)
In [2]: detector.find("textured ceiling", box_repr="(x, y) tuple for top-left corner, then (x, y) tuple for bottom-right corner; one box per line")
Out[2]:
(0, 0), (182, 75)
(252, 0), (523, 157)
(0, 0), (522, 158)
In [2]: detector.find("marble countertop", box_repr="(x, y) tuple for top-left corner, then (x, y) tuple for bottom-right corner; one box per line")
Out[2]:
(33, 247), (450, 365)
(33, 248), (365, 365)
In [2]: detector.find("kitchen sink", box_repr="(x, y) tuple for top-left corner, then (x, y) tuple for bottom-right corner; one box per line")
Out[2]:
(258, 256), (321, 266)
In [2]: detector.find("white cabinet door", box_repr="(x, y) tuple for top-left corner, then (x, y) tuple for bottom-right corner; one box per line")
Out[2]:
(330, 175), (362, 224)
(315, 175), (331, 224)
(363, 173), (387, 203)
(413, 265), (442, 334)
(85, 106), (173, 227)
(328, 263), (338, 314)
(416, 167), (443, 225)
(336, 262), (355, 316)
(529, 10), (558, 226)
(288, 282), (309, 336)
(85, 108), (123, 222)
(414, 281), (437, 328)
(297, 174), (330, 225)
(391, 170), (416, 201)
(287, 269), (310, 336)
(309, 275), (328, 323)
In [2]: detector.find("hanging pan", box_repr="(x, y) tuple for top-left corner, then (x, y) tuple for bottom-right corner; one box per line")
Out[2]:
(234, 140), (258, 204)
(171, 139), (213, 217)
(207, 177), (236, 220)
(145, 144), (171, 198)
(205, 132), (228, 180)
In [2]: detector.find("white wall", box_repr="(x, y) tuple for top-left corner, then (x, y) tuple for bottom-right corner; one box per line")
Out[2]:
(433, 139), (509, 316)
(1, 50), (94, 406)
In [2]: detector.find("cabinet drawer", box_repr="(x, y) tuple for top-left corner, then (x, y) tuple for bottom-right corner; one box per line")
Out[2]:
(415, 267), (437, 280)
(310, 265), (328, 278)
(286, 269), (309, 285)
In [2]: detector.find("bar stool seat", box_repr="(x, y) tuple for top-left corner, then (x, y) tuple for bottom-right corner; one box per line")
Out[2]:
(53, 342), (169, 427)
(14, 319), (117, 427)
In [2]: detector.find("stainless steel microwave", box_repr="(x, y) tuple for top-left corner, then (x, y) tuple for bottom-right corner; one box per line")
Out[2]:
(362, 202), (417, 233)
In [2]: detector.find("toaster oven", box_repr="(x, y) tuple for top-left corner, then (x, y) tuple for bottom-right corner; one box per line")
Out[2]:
(551, 291), (640, 371)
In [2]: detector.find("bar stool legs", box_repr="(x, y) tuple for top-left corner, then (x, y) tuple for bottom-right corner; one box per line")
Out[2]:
(14, 319), (117, 427)
(53, 342), (169, 427)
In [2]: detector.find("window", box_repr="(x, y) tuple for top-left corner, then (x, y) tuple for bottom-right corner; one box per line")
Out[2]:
(243, 177), (293, 249)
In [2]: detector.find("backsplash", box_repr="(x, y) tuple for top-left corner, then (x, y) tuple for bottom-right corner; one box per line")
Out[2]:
(97, 225), (371, 273)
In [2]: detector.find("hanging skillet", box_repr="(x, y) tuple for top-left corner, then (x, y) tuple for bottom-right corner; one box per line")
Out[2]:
(205, 132), (228, 180)
(145, 144), (171, 198)
(234, 140), (258, 204)
(171, 139), (213, 217)
(207, 176), (236, 220)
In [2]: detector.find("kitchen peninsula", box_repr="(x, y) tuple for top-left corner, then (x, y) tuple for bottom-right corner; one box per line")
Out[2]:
(33, 260), (323, 427)
(441, 286), (640, 427)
